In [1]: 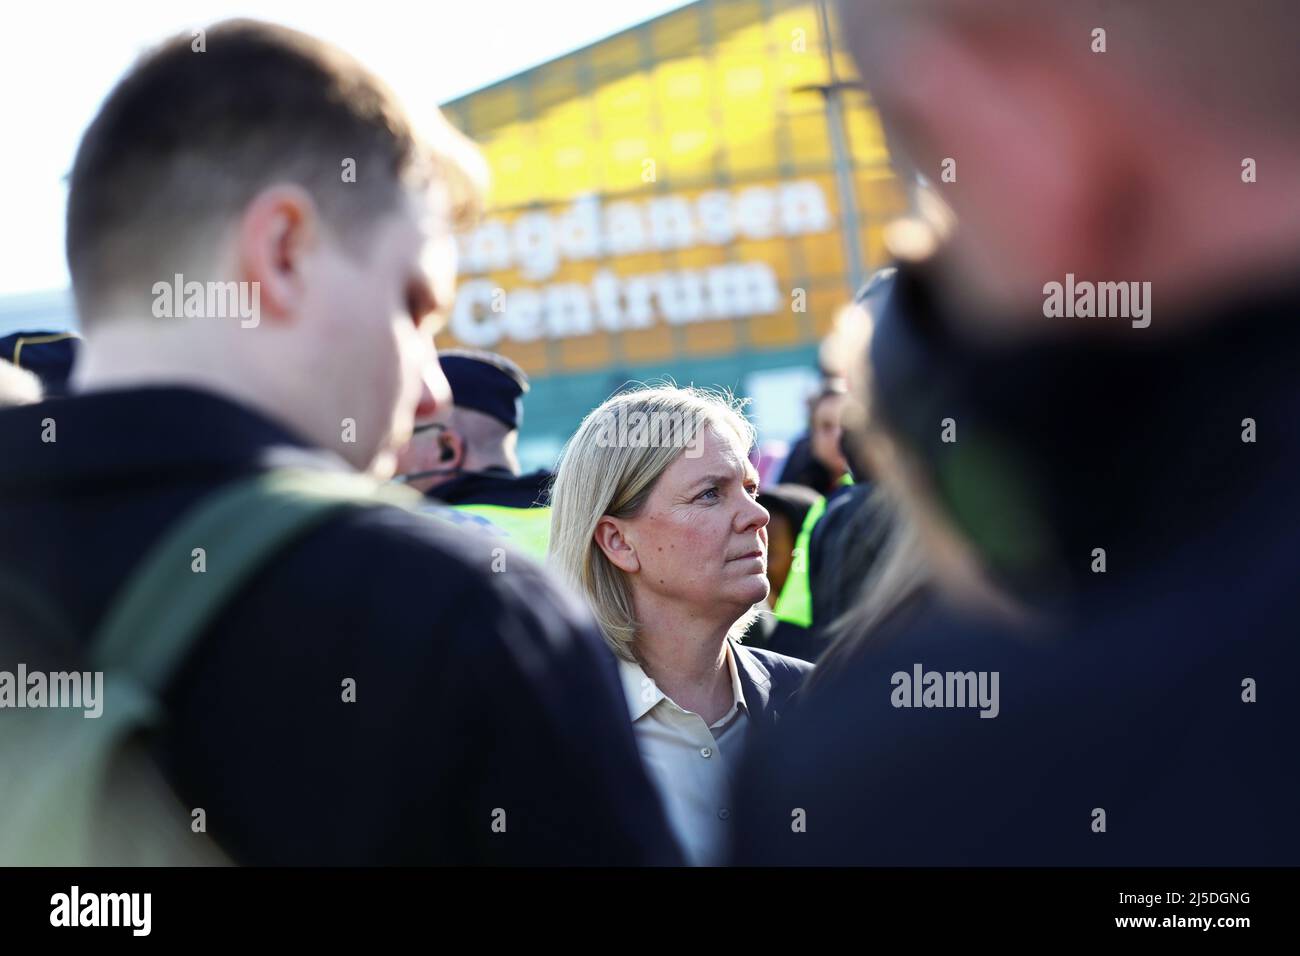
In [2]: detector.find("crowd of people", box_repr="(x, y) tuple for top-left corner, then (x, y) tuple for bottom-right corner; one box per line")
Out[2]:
(2, 0), (1298, 866)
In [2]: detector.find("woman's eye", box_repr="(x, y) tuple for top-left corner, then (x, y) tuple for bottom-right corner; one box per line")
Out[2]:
(697, 487), (719, 501)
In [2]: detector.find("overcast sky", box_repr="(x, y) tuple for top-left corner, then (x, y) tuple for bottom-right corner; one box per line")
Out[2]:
(0, 0), (692, 297)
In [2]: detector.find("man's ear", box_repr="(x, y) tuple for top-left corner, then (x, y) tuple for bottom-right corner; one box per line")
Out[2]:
(593, 516), (639, 574)
(236, 183), (319, 324)
(440, 429), (464, 466)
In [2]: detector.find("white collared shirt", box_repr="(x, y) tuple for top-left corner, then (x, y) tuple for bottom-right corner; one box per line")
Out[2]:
(617, 643), (750, 866)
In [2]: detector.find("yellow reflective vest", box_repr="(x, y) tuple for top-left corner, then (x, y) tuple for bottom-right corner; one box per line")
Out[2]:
(453, 503), (551, 562)
(770, 474), (854, 628)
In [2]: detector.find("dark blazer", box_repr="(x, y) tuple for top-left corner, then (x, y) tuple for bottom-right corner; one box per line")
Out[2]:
(731, 639), (813, 730)
(0, 386), (681, 866)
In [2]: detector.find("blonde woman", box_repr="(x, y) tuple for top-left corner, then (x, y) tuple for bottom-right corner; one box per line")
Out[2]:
(549, 385), (813, 866)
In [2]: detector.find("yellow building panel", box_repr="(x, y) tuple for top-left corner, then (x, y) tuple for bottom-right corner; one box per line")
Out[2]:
(711, 0), (769, 53)
(604, 250), (671, 276)
(860, 224), (892, 273)
(730, 236), (794, 273)
(774, 50), (830, 92)
(800, 229), (845, 279)
(474, 338), (550, 377)
(663, 128), (715, 176)
(483, 137), (535, 208)
(468, 85), (522, 132)
(589, 32), (644, 79)
(807, 285), (850, 339)
(766, 5), (824, 55)
(595, 72), (654, 130)
(784, 108), (833, 165)
(619, 324), (676, 364)
(717, 57), (770, 101)
(537, 96), (596, 136)
(682, 319), (738, 355)
(748, 310), (801, 348)
(558, 332), (615, 370)
(530, 59), (584, 112)
(844, 99), (891, 167)
(650, 6), (705, 58)
(653, 57), (711, 114)
(674, 243), (732, 270)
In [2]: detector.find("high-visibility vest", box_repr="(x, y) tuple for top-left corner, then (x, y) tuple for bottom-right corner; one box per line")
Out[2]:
(453, 504), (552, 561)
(770, 474), (854, 628)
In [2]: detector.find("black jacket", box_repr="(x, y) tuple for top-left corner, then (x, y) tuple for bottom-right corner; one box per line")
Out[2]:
(733, 263), (1300, 866)
(429, 467), (553, 509)
(808, 480), (889, 638)
(0, 387), (680, 866)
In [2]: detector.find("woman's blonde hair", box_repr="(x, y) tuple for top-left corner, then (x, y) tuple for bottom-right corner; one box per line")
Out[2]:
(548, 384), (757, 662)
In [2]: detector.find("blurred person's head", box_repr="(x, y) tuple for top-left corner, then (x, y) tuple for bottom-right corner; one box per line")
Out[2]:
(756, 483), (821, 603)
(839, 0), (1300, 331)
(66, 19), (487, 477)
(549, 386), (768, 663)
(810, 269), (1029, 691)
(0, 360), (42, 407)
(395, 349), (527, 491)
(808, 384), (850, 481)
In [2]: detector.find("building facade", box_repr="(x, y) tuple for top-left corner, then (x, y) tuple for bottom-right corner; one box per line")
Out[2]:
(439, 0), (904, 467)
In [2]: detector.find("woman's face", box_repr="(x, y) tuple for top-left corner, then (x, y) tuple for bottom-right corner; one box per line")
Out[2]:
(613, 427), (770, 619)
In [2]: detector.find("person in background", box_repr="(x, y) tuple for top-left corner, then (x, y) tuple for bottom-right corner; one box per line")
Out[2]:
(733, 0), (1300, 865)
(756, 484), (820, 608)
(742, 483), (823, 662)
(0, 331), (79, 398)
(395, 348), (552, 557)
(776, 381), (851, 498)
(548, 385), (812, 865)
(767, 380), (857, 634)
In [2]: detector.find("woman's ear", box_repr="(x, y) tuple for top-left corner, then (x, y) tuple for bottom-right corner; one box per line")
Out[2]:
(594, 516), (639, 574)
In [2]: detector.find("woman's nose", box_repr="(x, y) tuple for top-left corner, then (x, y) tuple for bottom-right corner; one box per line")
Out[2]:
(738, 497), (770, 532)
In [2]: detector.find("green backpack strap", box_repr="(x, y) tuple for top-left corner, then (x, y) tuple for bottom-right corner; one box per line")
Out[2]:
(0, 467), (417, 866)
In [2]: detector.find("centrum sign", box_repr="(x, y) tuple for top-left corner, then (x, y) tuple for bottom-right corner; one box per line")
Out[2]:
(451, 180), (833, 348)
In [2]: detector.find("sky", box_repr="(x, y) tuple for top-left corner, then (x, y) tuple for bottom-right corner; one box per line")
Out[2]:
(0, 0), (693, 297)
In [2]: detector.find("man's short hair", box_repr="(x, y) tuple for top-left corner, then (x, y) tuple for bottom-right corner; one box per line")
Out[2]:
(65, 19), (485, 320)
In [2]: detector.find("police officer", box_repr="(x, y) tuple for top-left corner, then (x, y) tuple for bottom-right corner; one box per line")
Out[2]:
(0, 330), (79, 397)
(396, 349), (553, 558)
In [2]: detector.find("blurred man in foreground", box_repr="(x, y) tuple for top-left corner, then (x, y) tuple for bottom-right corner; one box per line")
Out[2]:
(735, 0), (1300, 864)
(0, 20), (677, 865)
